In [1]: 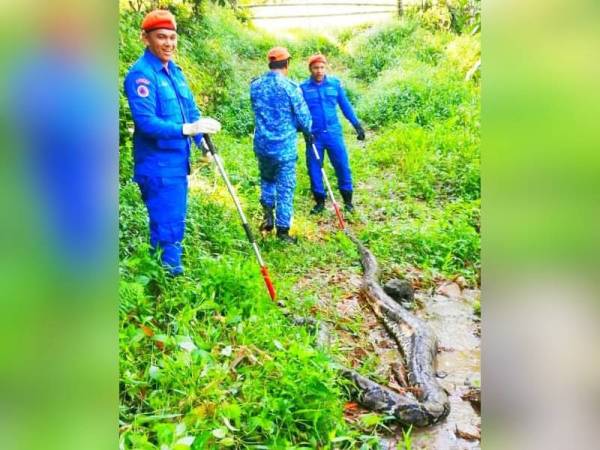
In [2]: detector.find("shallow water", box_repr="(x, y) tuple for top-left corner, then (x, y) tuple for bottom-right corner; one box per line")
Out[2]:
(324, 272), (481, 449)
(394, 289), (482, 450)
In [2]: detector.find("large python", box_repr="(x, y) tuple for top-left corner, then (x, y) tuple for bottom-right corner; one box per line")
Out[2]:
(288, 229), (450, 427)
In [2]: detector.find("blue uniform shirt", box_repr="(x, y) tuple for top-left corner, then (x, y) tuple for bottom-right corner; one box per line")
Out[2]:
(300, 75), (359, 134)
(124, 48), (203, 180)
(250, 71), (312, 160)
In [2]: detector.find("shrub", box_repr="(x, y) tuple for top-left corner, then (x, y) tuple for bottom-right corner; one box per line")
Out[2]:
(421, 5), (453, 31)
(443, 33), (481, 78)
(446, 0), (481, 34)
(361, 198), (480, 282)
(345, 20), (418, 81)
(357, 66), (475, 129)
(286, 29), (341, 59)
(367, 122), (480, 202)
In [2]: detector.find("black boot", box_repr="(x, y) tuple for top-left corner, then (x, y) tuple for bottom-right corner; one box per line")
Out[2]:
(276, 227), (297, 244)
(310, 193), (326, 215)
(260, 204), (274, 232)
(340, 190), (354, 212)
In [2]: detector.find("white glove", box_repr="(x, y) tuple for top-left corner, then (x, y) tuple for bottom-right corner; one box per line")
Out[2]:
(182, 117), (222, 136)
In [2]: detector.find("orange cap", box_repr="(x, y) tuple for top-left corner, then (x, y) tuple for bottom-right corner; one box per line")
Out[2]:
(308, 54), (327, 67)
(142, 9), (177, 32)
(267, 47), (291, 62)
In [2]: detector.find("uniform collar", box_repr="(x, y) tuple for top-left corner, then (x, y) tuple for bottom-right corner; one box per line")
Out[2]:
(309, 74), (328, 86)
(143, 48), (177, 73)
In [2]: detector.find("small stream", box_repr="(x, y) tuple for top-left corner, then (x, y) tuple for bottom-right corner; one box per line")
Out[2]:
(405, 288), (481, 450)
(316, 269), (481, 449)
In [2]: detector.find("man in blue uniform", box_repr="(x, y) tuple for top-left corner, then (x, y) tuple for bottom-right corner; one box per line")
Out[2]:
(250, 47), (312, 243)
(300, 54), (365, 214)
(124, 10), (221, 275)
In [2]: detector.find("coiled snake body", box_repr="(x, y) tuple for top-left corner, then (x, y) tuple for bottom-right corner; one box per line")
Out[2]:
(292, 230), (450, 427)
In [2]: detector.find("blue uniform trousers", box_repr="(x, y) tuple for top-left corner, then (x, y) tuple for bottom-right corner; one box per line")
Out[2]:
(257, 156), (297, 228)
(136, 176), (187, 274)
(306, 131), (353, 198)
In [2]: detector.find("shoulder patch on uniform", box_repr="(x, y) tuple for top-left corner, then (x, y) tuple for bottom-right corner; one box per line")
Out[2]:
(136, 85), (150, 98)
(136, 77), (150, 85)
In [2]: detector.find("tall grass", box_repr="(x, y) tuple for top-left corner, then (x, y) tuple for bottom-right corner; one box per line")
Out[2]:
(119, 3), (480, 447)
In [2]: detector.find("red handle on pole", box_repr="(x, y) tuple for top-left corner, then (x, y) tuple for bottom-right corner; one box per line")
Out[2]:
(333, 202), (346, 230)
(260, 266), (277, 301)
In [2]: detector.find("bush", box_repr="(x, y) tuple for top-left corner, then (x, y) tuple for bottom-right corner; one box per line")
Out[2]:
(120, 191), (350, 448)
(443, 33), (481, 78)
(345, 20), (419, 81)
(446, 0), (481, 34)
(286, 29), (341, 59)
(357, 66), (475, 129)
(367, 122), (480, 202)
(362, 198), (480, 282)
(421, 5), (453, 31)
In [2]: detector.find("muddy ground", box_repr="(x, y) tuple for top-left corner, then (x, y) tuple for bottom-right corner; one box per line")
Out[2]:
(294, 263), (481, 450)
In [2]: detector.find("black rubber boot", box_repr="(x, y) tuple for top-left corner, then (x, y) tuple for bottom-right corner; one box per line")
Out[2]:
(276, 227), (297, 244)
(260, 204), (274, 232)
(340, 190), (354, 212)
(310, 193), (326, 215)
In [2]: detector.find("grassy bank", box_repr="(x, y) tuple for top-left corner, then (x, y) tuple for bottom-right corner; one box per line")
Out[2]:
(119, 4), (479, 448)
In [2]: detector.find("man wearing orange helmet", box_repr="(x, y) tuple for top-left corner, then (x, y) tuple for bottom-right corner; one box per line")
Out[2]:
(124, 10), (221, 275)
(250, 47), (312, 243)
(300, 54), (365, 214)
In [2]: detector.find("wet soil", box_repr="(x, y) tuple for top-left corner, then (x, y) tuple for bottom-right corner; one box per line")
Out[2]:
(404, 289), (481, 450)
(295, 267), (481, 450)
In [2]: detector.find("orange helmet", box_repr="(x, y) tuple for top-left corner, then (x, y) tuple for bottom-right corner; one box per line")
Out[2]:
(308, 54), (327, 67)
(142, 9), (177, 32)
(267, 47), (291, 62)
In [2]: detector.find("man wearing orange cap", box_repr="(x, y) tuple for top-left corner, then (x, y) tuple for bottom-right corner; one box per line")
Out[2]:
(250, 47), (312, 243)
(300, 54), (365, 214)
(124, 9), (221, 275)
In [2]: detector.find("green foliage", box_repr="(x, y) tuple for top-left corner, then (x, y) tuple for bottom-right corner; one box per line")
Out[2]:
(287, 29), (341, 60)
(120, 187), (354, 448)
(366, 122), (479, 201)
(120, 4), (480, 448)
(443, 33), (481, 77)
(345, 20), (419, 81)
(357, 198), (480, 282)
(403, 0), (480, 34)
(446, 0), (481, 34)
(473, 298), (481, 316)
(421, 4), (453, 31)
(179, 9), (275, 136)
(357, 67), (475, 129)
(398, 425), (413, 450)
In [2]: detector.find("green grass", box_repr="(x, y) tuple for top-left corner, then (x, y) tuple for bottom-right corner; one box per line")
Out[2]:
(398, 425), (413, 450)
(119, 3), (479, 448)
